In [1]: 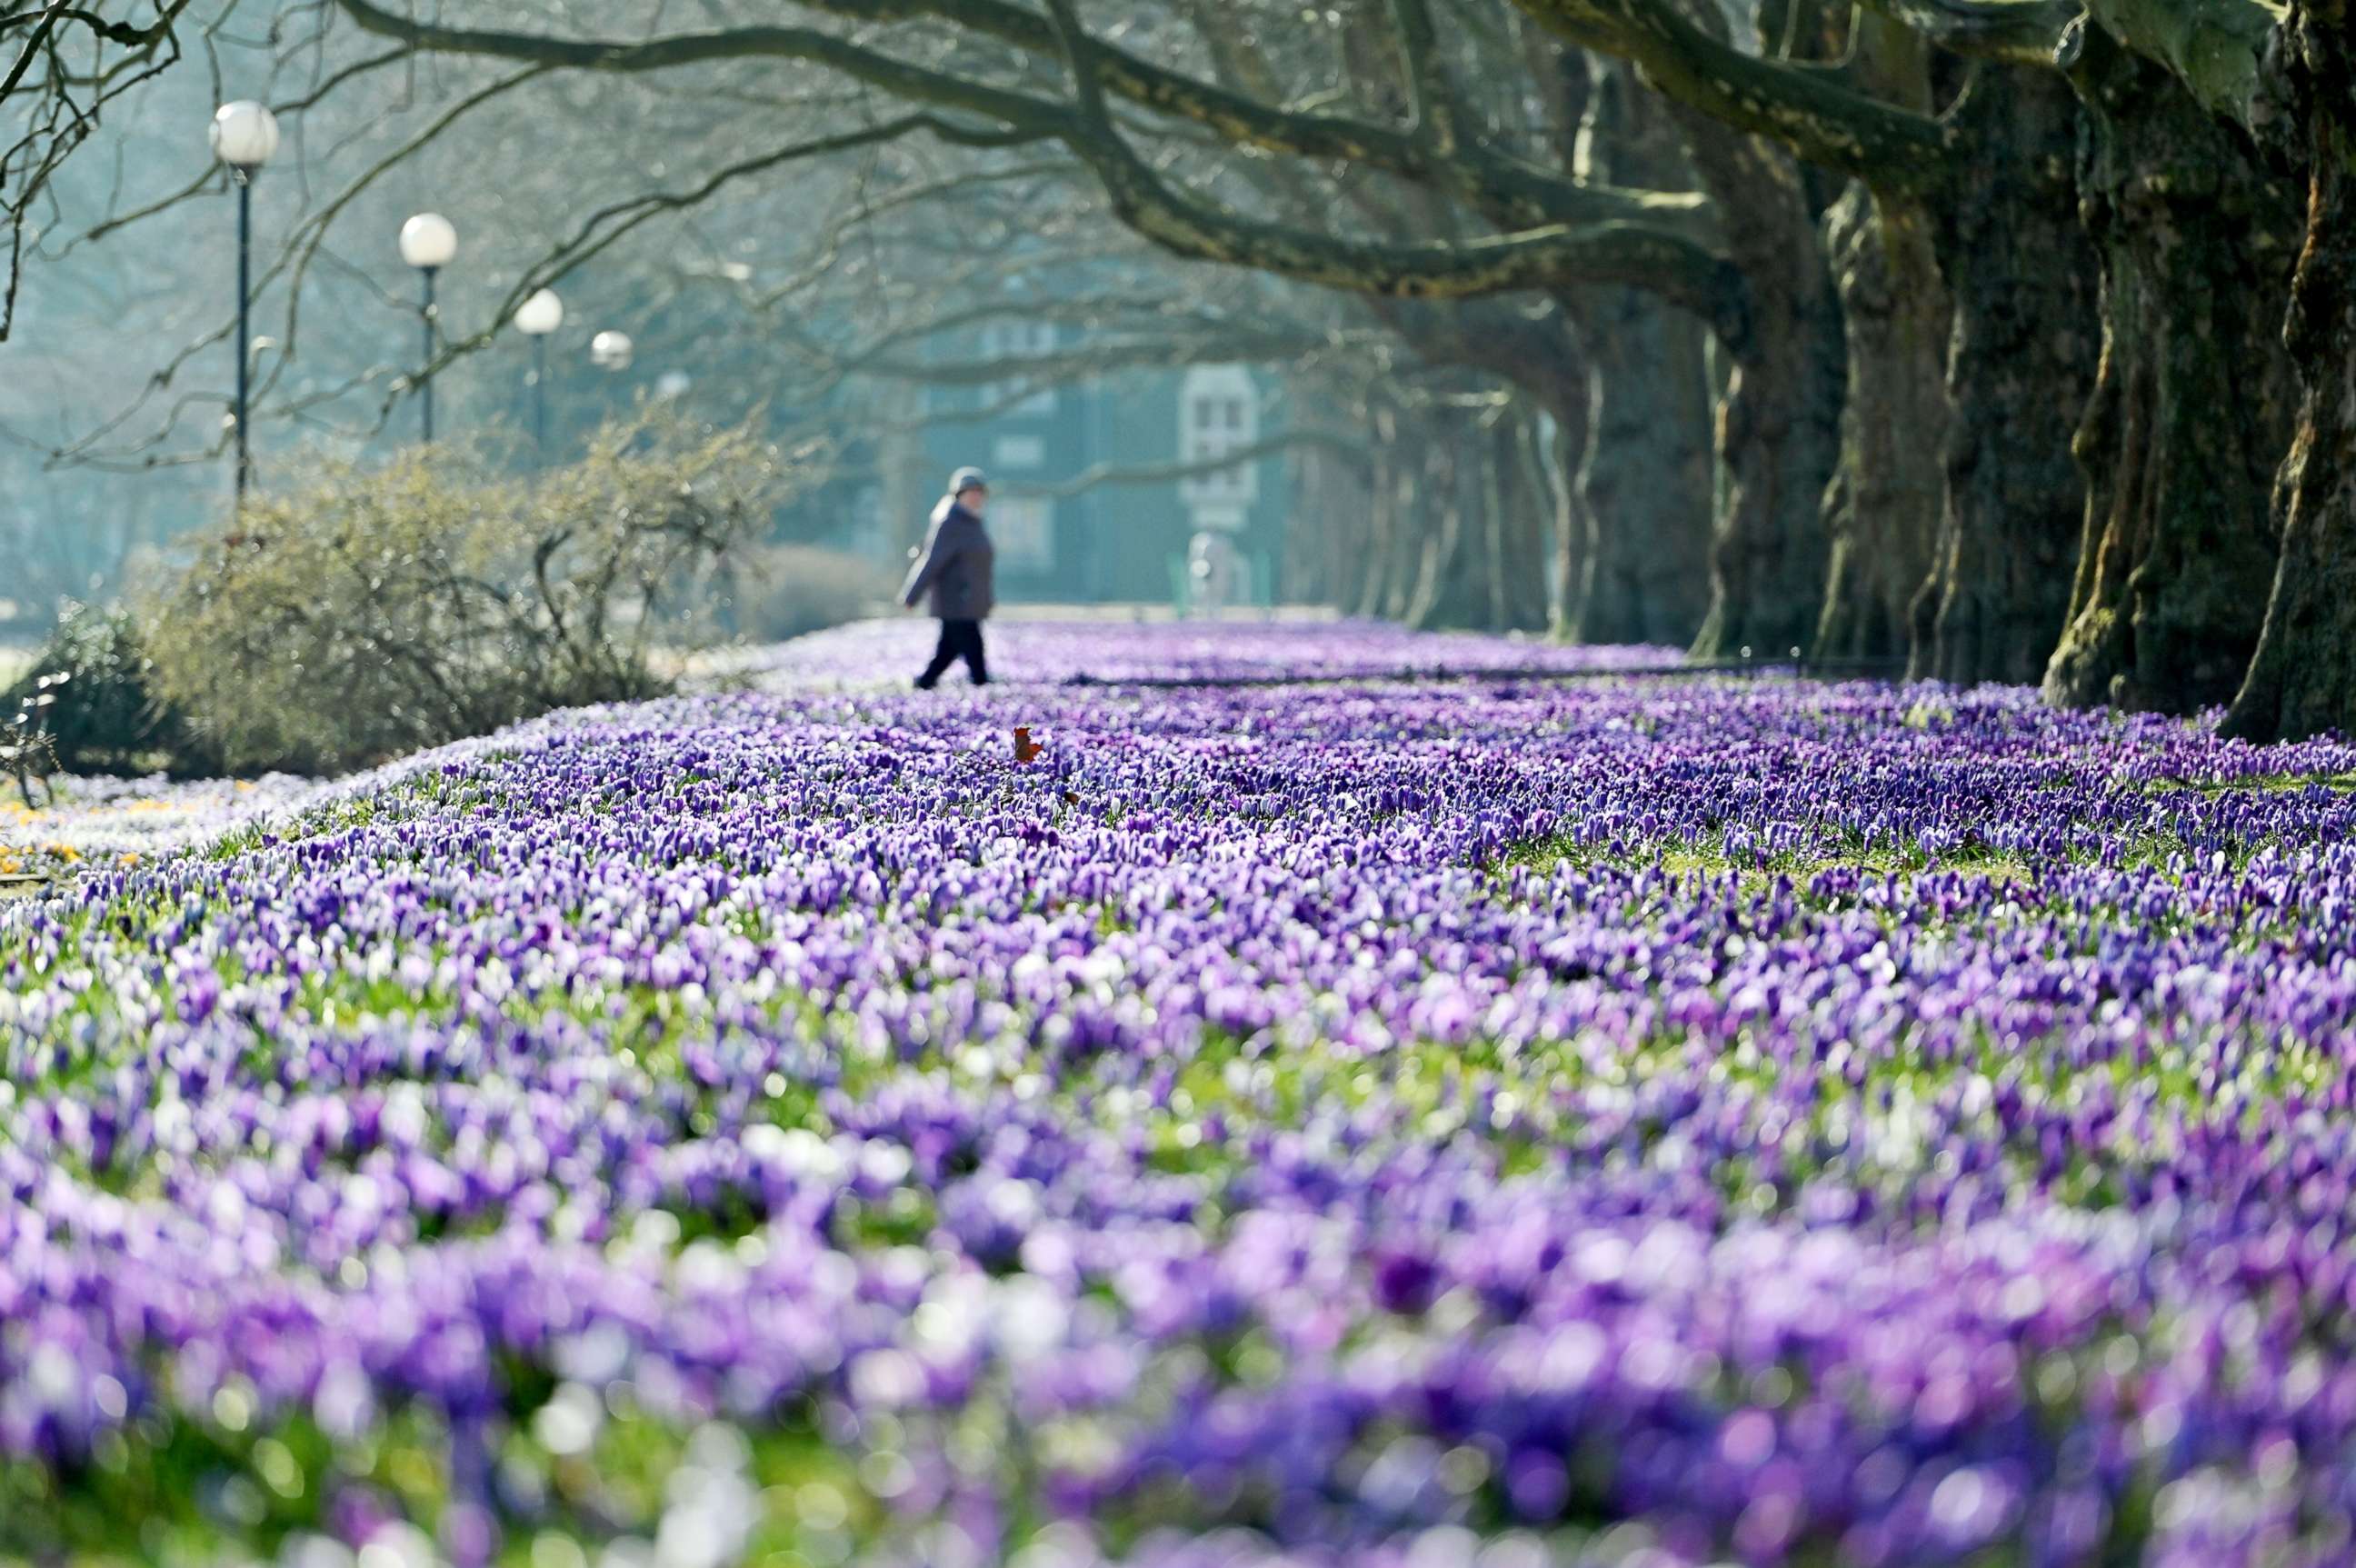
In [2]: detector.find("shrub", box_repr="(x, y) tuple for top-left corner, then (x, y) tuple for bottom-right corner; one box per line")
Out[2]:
(145, 413), (800, 775)
(1, 600), (199, 774)
(727, 544), (897, 644)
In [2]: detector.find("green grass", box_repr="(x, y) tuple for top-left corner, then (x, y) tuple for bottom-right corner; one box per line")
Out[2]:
(1503, 831), (2037, 889)
(2139, 769), (2356, 795)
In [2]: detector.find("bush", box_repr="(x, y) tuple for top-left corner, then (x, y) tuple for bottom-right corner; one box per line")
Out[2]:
(144, 413), (800, 775)
(1, 600), (200, 774)
(727, 544), (897, 644)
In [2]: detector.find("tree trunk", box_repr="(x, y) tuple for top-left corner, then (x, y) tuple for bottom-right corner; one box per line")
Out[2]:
(1405, 421), (1488, 629)
(1376, 440), (1423, 621)
(1379, 415), (1428, 621)
(1354, 408), (1404, 618)
(1669, 112), (1845, 661)
(2042, 28), (2301, 714)
(1687, 285), (1846, 660)
(1574, 295), (1717, 645)
(1812, 16), (1950, 670)
(1536, 389), (1592, 638)
(1288, 447), (1355, 607)
(1492, 410), (1554, 633)
(1912, 66), (2101, 685)
(1815, 183), (1948, 663)
(1572, 62), (1717, 648)
(2221, 1), (2356, 743)
(1278, 375), (1372, 607)
(1512, 406), (1583, 637)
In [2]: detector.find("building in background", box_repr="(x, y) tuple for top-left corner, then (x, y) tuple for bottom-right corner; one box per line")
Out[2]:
(913, 317), (1293, 607)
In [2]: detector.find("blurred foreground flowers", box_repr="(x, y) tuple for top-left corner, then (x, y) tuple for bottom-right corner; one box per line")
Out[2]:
(5, 620), (2356, 1566)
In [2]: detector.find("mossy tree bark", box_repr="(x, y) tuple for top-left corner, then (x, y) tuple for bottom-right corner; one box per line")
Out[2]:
(2221, 1), (2356, 742)
(2041, 27), (2301, 714)
(1912, 66), (2101, 684)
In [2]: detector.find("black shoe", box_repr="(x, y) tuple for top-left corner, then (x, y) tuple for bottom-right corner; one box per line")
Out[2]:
(913, 676), (938, 691)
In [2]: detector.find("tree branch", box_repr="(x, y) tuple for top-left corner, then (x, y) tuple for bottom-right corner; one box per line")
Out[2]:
(1509, 0), (1954, 190)
(329, 0), (1740, 316)
(1391, 0), (1464, 155)
(1850, 0), (2076, 66)
(1033, 0), (1739, 315)
(0, 2), (71, 106)
(786, 0), (1708, 235)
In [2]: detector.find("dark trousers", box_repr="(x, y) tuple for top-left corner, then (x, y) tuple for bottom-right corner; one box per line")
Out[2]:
(916, 618), (988, 687)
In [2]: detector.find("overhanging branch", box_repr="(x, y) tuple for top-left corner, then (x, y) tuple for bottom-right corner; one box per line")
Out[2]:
(1509, 0), (1955, 191)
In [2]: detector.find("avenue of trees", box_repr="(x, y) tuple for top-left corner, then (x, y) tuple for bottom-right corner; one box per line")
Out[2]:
(5, 0), (2354, 742)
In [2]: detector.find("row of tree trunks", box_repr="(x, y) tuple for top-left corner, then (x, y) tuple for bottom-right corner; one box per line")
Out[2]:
(2041, 27), (2301, 714)
(1403, 405), (1555, 632)
(1321, 396), (1560, 633)
(2223, 0), (2356, 742)
(1354, 12), (2336, 737)
(1912, 67), (2101, 685)
(1253, 21), (2324, 716)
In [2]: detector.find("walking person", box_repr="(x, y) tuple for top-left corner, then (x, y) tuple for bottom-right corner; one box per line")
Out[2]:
(903, 467), (996, 689)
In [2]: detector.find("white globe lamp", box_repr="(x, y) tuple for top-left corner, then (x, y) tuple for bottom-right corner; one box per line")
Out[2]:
(398, 213), (458, 271)
(514, 288), (564, 336)
(209, 102), (280, 170)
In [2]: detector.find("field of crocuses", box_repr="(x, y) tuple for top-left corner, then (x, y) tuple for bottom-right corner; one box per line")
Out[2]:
(9, 618), (2356, 1568)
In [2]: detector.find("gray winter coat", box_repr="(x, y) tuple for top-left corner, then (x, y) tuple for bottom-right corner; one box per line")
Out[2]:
(900, 499), (996, 620)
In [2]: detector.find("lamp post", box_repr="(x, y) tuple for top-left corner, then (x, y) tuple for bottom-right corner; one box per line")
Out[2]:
(398, 213), (458, 443)
(209, 102), (279, 507)
(514, 287), (563, 459)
